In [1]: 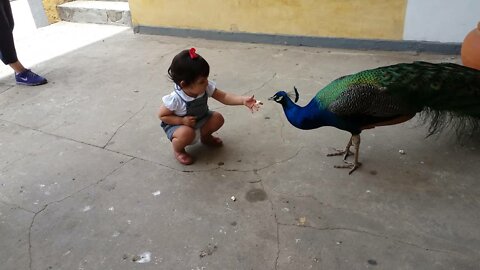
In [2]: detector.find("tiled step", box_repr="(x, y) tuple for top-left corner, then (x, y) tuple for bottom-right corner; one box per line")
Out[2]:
(58, 1), (131, 26)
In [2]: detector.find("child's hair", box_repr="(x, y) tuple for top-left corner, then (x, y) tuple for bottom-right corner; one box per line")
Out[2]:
(168, 48), (210, 86)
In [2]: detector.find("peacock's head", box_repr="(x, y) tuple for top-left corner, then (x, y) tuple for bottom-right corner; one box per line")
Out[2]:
(268, 87), (299, 104)
(268, 91), (288, 104)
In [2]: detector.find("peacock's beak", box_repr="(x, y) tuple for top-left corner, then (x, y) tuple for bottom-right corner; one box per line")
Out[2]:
(268, 96), (275, 101)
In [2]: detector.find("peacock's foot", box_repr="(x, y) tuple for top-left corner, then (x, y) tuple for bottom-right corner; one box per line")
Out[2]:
(327, 149), (354, 160)
(334, 161), (362, 174)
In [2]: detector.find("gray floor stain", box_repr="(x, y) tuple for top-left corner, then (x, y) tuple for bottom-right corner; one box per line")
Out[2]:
(245, 188), (267, 202)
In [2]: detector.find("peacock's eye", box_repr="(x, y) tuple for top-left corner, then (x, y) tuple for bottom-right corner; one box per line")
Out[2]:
(275, 95), (283, 102)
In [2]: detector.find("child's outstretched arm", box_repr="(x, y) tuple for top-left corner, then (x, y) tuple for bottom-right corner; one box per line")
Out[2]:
(212, 88), (262, 113)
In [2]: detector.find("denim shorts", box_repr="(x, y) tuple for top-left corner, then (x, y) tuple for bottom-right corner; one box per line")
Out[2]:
(161, 111), (213, 141)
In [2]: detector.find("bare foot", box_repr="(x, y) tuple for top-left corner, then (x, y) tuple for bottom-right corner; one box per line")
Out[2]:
(174, 151), (194, 165)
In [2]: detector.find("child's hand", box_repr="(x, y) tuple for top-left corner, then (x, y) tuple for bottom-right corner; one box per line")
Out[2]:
(243, 95), (263, 113)
(182, 116), (196, 127)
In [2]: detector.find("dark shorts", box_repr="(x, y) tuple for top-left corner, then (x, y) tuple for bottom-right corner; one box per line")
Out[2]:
(161, 111), (213, 141)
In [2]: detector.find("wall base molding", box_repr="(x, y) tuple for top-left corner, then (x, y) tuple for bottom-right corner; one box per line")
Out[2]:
(134, 26), (460, 55)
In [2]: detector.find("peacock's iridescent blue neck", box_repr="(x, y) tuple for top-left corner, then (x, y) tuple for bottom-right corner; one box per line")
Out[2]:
(282, 97), (339, 130)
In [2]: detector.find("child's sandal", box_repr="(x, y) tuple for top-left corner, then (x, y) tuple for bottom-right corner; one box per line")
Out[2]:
(174, 151), (193, 165)
(201, 135), (223, 147)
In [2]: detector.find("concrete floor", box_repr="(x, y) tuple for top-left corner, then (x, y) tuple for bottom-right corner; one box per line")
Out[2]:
(1, 18), (479, 270)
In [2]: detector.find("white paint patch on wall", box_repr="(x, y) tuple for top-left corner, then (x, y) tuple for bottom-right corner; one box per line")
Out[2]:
(403, 0), (480, 43)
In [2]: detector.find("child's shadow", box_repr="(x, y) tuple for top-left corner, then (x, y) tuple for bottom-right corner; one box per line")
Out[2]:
(186, 143), (227, 167)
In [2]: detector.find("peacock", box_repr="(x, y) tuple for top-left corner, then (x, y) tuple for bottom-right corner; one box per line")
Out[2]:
(269, 61), (480, 174)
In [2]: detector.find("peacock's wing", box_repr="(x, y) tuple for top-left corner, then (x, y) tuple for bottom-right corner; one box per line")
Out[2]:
(325, 84), (418, 118)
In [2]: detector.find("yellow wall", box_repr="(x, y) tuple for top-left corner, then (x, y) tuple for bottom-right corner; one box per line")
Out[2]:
(130, 0), (407, 40)
(42, 0), (72, 23)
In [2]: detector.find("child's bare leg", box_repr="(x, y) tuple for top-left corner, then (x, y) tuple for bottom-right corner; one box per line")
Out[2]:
(200, 112), (224, 146)
(172, 126), (196, 165)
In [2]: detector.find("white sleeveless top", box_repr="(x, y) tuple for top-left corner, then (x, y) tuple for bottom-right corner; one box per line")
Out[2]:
(162, 80), (216, 116)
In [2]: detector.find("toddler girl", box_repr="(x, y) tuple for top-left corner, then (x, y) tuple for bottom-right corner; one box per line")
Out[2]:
(158, 48), (260, 165)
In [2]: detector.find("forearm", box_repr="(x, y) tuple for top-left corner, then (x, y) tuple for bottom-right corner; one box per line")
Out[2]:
(213, 89), (245, 106)
(160, 115), (184, 125)
(220, 93), (246, 105)
(158, 105), (185, 125)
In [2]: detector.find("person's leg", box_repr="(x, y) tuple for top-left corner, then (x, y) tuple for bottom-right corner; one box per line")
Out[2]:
(0, 0), (47, 85)
(0, 0), (19, 67)
(171, 126), (196, 165)
(2, 0), (14, 29)
(200, 111), (224, 146)
(9, 61), (26, 73)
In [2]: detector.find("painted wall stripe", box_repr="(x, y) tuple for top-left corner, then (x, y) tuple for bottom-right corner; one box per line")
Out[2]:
(135, 26), (460, 54)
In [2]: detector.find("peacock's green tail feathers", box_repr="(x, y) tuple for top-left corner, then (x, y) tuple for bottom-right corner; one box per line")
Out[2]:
(385, 62), (480, 115)
(317, 62), (480, 113)
(316, 61), (480, 137)
(418, 109), (480, 139)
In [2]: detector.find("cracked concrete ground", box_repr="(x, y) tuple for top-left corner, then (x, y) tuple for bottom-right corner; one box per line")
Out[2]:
(1, 20), (480, 270)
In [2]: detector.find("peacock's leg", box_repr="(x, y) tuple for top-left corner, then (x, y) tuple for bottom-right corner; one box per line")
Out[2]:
(333, 134), (362, 174)
(327, 136), (354, 160)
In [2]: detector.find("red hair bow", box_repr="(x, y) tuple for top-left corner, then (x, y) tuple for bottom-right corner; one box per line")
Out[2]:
(189, 48), (198, 59)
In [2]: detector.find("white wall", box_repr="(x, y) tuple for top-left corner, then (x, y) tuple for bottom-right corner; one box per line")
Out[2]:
(403, 0), (480, 43)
